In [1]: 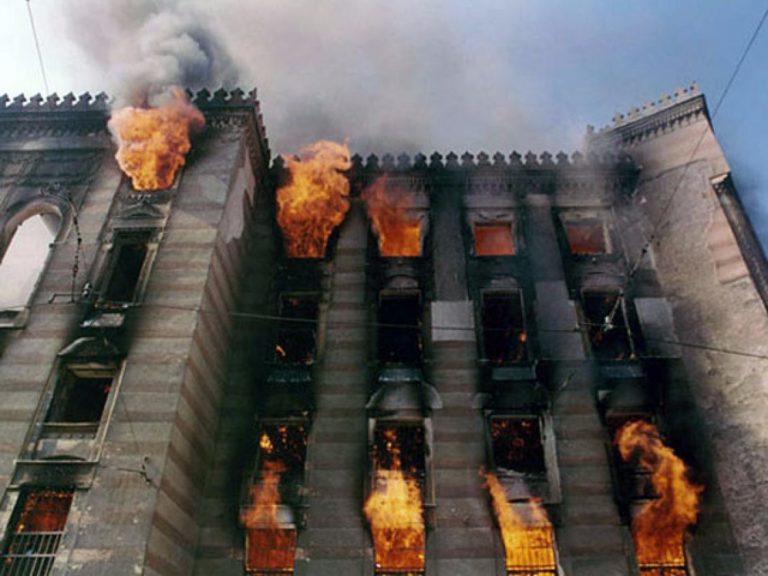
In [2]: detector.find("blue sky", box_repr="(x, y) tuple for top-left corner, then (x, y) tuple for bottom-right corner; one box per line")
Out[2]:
(2, 1), (767, 243)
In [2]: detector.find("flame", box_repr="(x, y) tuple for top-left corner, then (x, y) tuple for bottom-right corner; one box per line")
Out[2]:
(364, 428), (425, 571)
(484, 471), (557, 572)
(474, 223), (515, 256)
(241, 461), (296, 572)
(108, 88), (204, 191)
(276, 140), (352, 257)
(362, 176), (422, 256)
(616, 421), (704, 568)
(259, 433), (274, 453)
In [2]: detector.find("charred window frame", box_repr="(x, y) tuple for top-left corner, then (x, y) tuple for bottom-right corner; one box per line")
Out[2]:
(0, 488), (74, 576)
(241, 421), (309, 575)
(480, 290), (528, 365)
(377, 291), (423, 366)
(274, 294), (320, 365)
(579, 291), (639, 361)
(473, 221), (518, 257)
(486, 413), (561, 504)
(558, 210), (612, 257)
(41, 364), (117, 439)
(95, 230), (157, 309)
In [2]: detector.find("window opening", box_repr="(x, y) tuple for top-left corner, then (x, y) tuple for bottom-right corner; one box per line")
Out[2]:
(612, 420), (702, 576)
(242, 424), (308, 575)
(378, 294), (422, 366)
(0, 489), (73, 576)
(582, 293), (633, 361)
(274, 296), (319, 365)
(474, 222), (516, 256)
(563, 219), (606, 255)
(99, 232), (151, 306)
(491, 417), (546, 475)
(365, 424), (426, 576)
(482, 293), (527, 365)
(0, 214), (57, 310)
(42, 366), (114, 437)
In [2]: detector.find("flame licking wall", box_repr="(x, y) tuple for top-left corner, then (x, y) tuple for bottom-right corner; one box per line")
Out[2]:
(616, 421), (704, 572)
(362, 176), (423, 257)
(276, 140), (352, 258)
(484, 471), (557, 573)
(364, 427), (425, 573)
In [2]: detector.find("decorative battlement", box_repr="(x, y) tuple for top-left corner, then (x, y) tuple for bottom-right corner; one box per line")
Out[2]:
(588, 82), (709, 148)
(0, 92), (110, 113)
(274, 150), (636, 173)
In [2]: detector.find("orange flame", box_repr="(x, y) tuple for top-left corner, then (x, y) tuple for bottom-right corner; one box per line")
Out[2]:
(362, 176), (422, 256)
(364, 429), (425, 571)
(276, 140), (352, 257)
(484, 471), (557, 572)
(241, 461), (296, 572)
(616, 421), (704, 568)
(108, 88), (204, 191)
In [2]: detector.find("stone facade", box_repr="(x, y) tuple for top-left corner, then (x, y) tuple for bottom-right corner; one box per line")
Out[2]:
(0, 85), (764, 576)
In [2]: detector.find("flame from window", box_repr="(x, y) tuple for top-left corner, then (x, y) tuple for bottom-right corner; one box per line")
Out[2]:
(364, 429), (425, 572)
(240, 461), (296, 573)
(484, 471), (557, 573)
(108, 87), (204, 191)
(362, 176), (422, 257)
(616, 421), (704, 570)
(474, 223), (515, 256)
(276, 140), (352, 258)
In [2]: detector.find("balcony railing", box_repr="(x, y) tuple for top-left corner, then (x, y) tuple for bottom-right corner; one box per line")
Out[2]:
(0, 531), (63, 576)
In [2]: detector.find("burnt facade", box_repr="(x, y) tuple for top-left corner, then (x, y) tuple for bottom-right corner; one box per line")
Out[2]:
(0, 83), (765, 576)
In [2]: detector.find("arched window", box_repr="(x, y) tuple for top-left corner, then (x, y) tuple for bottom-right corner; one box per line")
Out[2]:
(0, 201), (65, 320)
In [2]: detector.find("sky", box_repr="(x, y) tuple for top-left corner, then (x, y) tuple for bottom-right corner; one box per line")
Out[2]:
(1, 0), (767, 244)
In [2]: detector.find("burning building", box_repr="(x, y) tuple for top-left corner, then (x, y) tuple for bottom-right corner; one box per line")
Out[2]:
(0, 82), (765, 576)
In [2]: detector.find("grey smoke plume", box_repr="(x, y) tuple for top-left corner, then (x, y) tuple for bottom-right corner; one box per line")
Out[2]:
(63, 0), (238, 106)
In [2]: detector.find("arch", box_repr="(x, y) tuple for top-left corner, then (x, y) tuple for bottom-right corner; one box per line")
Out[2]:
(0, 197), (69, 313)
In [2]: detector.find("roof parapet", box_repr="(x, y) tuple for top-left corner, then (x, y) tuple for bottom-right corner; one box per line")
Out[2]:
(608, 81), (699, 129)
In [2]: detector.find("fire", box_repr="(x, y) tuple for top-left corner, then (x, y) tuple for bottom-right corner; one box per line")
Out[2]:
(484, 471), (557, 572)
(240, 461), (296, 572)
(108, 87), (204, 191)
(364, 428), (425, 572)
(616, 421), (704, 569)
(362, 176), (422, 256)
(276, 140), (352, 257)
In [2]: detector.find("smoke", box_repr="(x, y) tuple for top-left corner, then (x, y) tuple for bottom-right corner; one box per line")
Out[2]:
(62, 0), (238, 106)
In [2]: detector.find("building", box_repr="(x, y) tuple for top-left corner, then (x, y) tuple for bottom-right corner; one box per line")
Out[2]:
(0, 83), (765, 576)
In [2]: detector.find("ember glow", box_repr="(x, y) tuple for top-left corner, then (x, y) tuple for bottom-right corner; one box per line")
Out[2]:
(108, 88), (204, 191)
(276, 140), (352, 258)
(364, 428), (425, 573)
(484, 471), (557, 573)
(362, 176), (422, 256)
(616, 421), (704, 571)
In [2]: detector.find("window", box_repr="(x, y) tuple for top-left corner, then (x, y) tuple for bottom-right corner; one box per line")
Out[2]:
(0, 489), (73, 576)
(378, 293), (422, 366)
(242, 423), (308, 575)
(42, 365), (114, 438)
(474, 222), (516, 256)
(486, 416), (559, 575)
(609, 418), (697, 576)
(366, 423), (426, 575)
(481, 292), (527, 365)
(97, 231), (152, 307)
(581, 292), (634, 361)
(274, 295), (319, 365)
(0, 213), (60, 314)
(559, 212), (610, 256)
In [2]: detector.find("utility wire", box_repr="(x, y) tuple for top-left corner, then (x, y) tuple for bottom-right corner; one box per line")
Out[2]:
(25, 0), (50, 97)
(610, 4), (768, 322)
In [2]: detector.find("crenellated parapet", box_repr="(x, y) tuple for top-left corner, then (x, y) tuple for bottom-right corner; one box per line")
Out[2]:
(588, 81), (709, 148)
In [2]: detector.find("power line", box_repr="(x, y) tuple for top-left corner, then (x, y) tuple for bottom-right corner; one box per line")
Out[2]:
(25, 0), (50, 97)
(610, 4), (768, 321)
